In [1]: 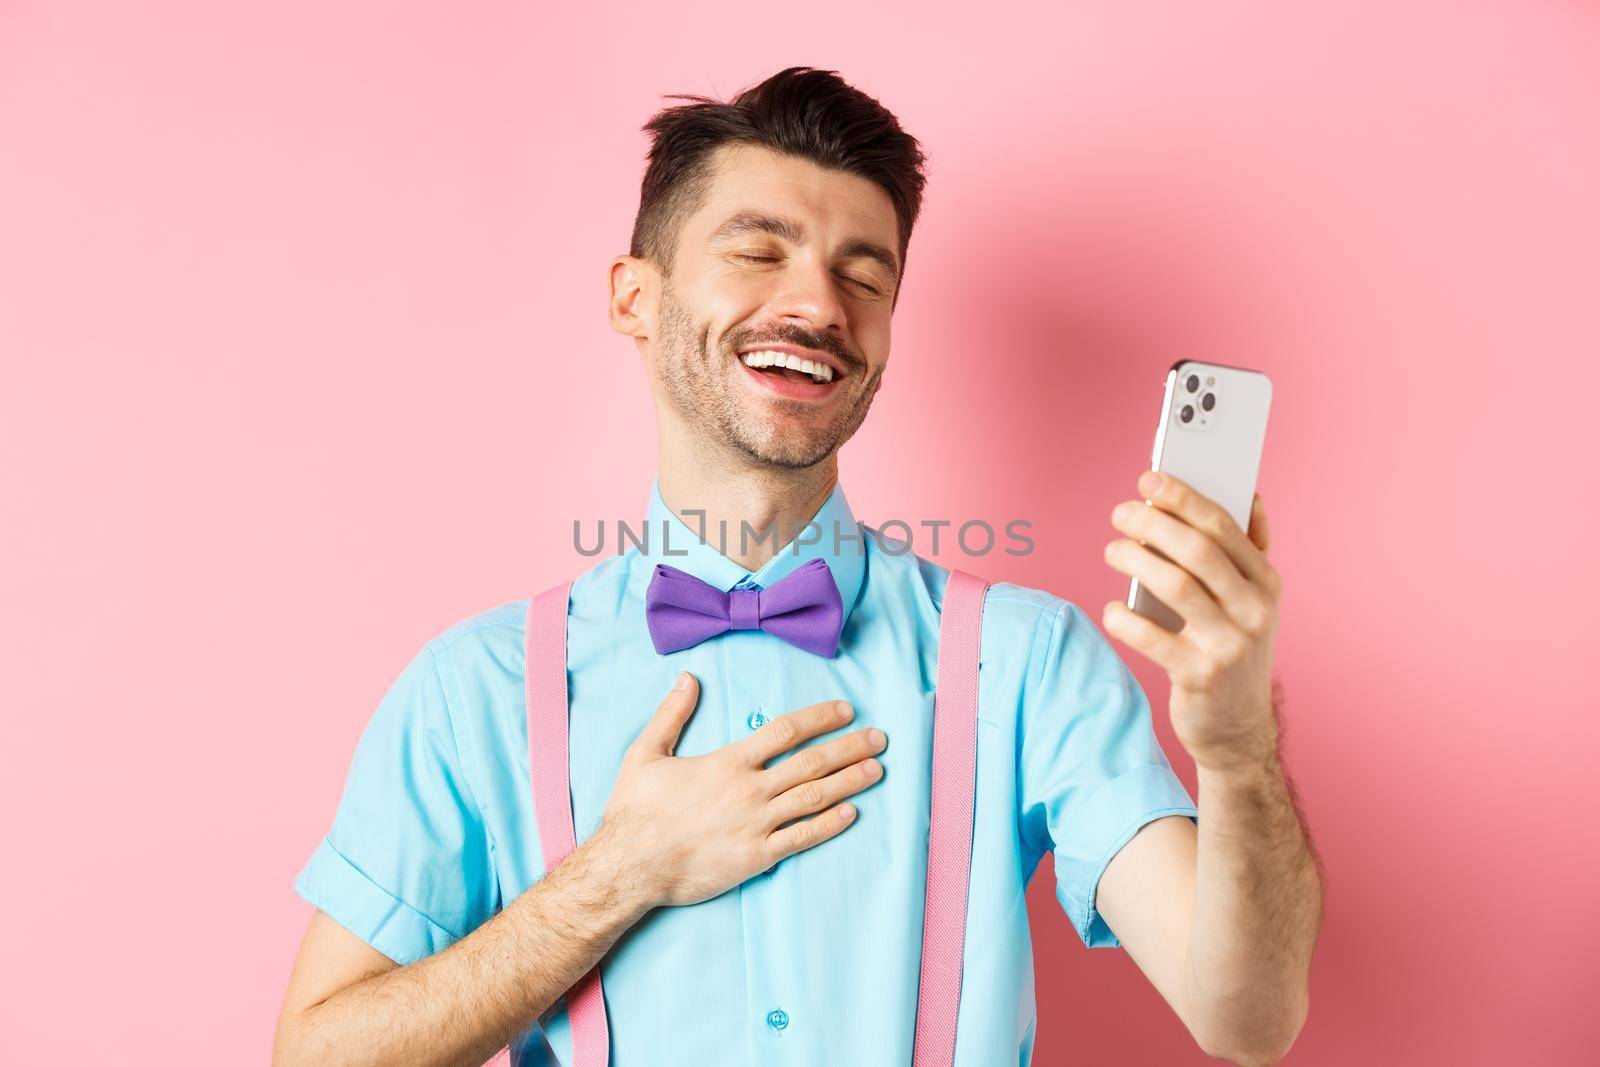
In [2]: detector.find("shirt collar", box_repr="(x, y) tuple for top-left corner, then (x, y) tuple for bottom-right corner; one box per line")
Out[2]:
(636, 473), (868, 629)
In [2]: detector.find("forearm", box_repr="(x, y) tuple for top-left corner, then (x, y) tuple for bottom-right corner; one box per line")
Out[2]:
(1183, 752), (1322, 1064)
(279, 825), (655, 1067)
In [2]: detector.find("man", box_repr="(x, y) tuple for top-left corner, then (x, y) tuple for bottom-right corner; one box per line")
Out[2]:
(274, 67), (1321, 1067)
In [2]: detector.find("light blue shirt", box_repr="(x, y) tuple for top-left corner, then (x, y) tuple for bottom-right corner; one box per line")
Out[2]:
(294, 477), (1198, 1065)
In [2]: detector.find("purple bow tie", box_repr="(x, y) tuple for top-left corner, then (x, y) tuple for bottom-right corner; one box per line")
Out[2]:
(644, 556), (844, 658)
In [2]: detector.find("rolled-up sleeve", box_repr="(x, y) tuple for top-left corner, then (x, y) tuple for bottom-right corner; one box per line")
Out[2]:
(293, 642), (497, 965)
(1018, 600), (1197, 948)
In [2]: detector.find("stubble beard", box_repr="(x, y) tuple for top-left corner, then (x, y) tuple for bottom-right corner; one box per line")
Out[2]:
(653, 283), (883, 471)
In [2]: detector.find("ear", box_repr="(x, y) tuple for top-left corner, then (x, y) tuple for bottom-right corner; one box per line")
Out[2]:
(608, 254), (658, 340)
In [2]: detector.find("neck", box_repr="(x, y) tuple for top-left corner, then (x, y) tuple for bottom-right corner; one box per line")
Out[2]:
(657, 435), (839, 574)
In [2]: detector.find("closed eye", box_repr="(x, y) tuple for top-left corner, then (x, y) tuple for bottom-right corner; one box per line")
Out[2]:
(731, 253), (883, 297)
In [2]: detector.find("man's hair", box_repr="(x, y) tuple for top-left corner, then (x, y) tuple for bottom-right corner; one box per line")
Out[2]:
(628, 66), (928, 291)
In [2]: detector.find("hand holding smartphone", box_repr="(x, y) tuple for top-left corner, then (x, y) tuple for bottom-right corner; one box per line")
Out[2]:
(1127, 360), (1273, 632)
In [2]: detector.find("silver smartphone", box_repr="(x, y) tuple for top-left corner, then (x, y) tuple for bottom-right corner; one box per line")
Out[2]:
(1127, 360), (1273, 632)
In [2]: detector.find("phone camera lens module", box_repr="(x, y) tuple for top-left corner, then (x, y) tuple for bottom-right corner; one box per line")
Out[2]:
(1180, 404), (1195, 423)
(1185, 374), (1200, 393)
(1200, 392), (1216, 411)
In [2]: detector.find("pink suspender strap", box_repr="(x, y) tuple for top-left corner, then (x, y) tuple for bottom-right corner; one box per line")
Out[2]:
(484, 580), (611, 1067)
(527, 579), (612, 1066)
(496, 568), (987, 1067)
(913, 568), (989, 1067)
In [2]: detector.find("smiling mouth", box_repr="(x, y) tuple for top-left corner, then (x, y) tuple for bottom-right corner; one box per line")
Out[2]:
(739, 349), (838, 384)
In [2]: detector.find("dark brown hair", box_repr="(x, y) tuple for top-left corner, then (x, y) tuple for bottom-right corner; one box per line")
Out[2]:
(629, 66), (928, 294)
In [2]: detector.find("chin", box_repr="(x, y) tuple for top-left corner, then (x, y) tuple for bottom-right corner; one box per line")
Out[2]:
(738, 426), (839, 469)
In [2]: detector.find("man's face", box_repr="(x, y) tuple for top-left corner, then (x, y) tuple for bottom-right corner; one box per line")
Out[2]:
(637, 144), (900, 470)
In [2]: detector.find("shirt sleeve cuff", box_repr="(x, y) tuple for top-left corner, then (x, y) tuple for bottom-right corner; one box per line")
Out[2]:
(292, 836), (460, 966)
(1052, 763), (1198, 949)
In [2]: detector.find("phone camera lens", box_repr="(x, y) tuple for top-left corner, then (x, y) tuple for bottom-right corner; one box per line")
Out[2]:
(1200, 392), (1216, 412)
(1180, 404), (1195, 423)
(1185, 374), (1200, 393)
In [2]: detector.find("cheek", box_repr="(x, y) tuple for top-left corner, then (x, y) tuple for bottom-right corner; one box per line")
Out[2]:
(694, 266), (769, 304)
(694, 285), (769, 346)
(857, 324), (891, 376)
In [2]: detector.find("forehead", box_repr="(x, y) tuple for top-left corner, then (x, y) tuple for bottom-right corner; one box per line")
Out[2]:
(684, 143), (900, 252)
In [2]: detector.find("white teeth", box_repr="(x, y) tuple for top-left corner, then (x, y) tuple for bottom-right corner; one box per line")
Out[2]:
(740, 350), (834, 383)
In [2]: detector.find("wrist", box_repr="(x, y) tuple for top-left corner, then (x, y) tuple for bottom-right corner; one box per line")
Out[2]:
(1183, 702), (1280, 778)
(575, 819), (661, 920)
(1194, 747), (1283, 796)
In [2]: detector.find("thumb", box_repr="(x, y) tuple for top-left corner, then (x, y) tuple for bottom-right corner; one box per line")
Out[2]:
(629, 671), (700, 760)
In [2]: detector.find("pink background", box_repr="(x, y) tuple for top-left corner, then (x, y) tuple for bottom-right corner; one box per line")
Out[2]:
(3, 2), (1596, 1063)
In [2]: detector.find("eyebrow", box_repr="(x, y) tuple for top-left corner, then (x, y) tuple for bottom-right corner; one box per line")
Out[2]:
(706, 210), (901, 283)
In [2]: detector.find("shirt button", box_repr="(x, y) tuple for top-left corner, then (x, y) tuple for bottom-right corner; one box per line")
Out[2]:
(766, 1008), (789, 1031)
(747, 709), (769, 730)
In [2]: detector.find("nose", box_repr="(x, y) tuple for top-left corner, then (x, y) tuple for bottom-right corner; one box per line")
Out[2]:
(770, 255), (848, 336)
